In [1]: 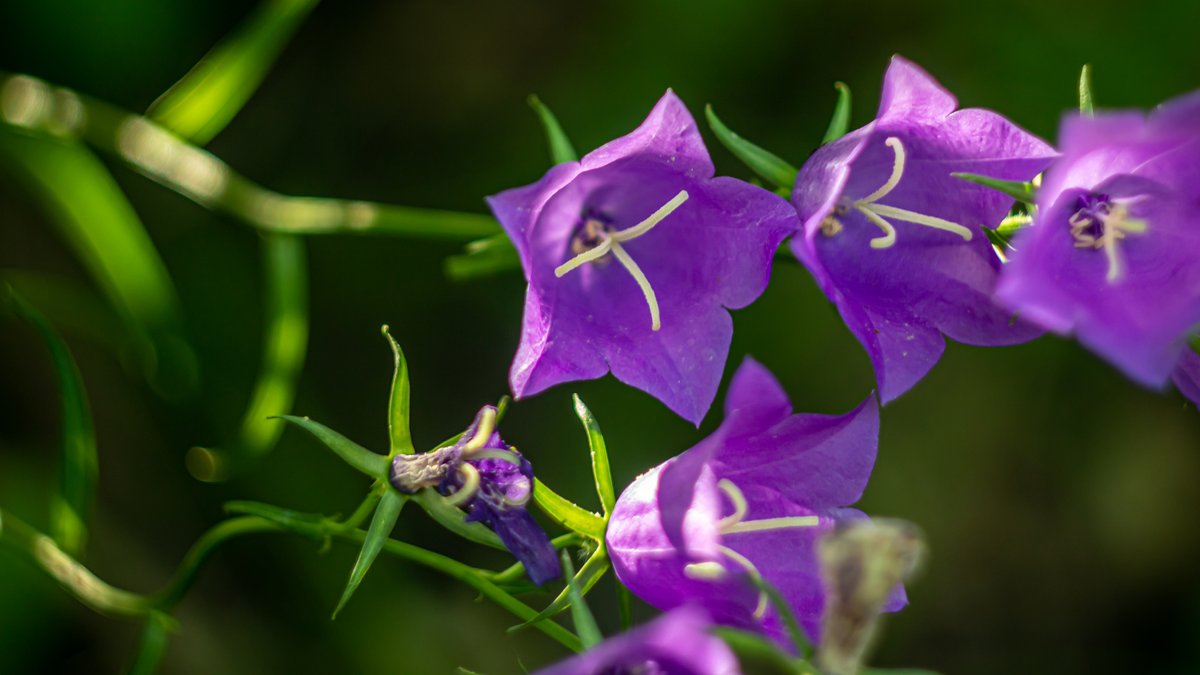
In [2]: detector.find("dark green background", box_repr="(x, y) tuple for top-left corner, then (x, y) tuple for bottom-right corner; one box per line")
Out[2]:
(3, 1), (1200, 672)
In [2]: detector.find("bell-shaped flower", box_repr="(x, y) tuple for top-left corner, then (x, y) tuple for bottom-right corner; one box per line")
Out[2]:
(790, 56), (1056, 403)
(534, 605), (740, 675)
(389, 405), (561, 585)
(488, 91), (797, 425)
(605, 357), (902, 647)
(996, 92), (1200, 397)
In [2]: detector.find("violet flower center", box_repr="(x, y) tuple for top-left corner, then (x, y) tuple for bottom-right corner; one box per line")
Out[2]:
(1067, 192), (1148, 283)
(819, 136), (974, 249)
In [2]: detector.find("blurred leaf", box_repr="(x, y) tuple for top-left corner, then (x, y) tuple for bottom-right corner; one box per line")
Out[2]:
(148, 0), (321, 144)
(189, 234), (308, 480)
(821, 82), (852, 145)
(445, 233), (521, 281)
(1079, 63), (1094, 116)
(572, 395), (614, 516)
(984, 213), (1033, 252)
(275, 415), (388, 478)
(412, 490), (505, 550)
(950, 172), (1035, 204)
(381, 325), (413, 455)
(743, 573), (813, 659)
(705, 104), (798, 191)
(1, 269), (126, 354)
(562, 550), (603, 649)
(512, 546), (608, 639)
(528, 95), (579, 164)
(333, 489), (406, 618)
(712, 627), (808, 674)
(125, 611), (175, 675)
(3, 288), (97, 558)
(0, 127), (196, 397)
(616, 583), (631, 631)
(532, 479), (606, 541)
(861, 670), (942, 675)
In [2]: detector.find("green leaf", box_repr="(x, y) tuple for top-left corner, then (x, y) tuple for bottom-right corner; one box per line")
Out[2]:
(616, 583), (632, 632)
(148, 0), (322, 144)
(333, 489), (406, 618)
(705, 104), (798, 191)
(380, 325), (414, 455)
(950, 172), (1036, 204)
(444, 233), (521, 281)
(712, 627), (808, 674)
(0, 270), (128, 355)
(528, 95), (579, 164)
(0, 127), (196, 398)
(985, 213), (1033, 252)
(510, 546), (609, 634)
(860, 670), (943, 675)
(821, 82), (852, 145)
(125, 611), (176, 675)
(188, 234), (308, 481)
(572, 395), (615, 516)
(223, 500), (329, 539)
(532, 478), (607, 541)
(1079, 63), (1094, 116)
(411, 490), (506, 550)
(3, 288), (97, 558)
(561, 551), (603, 649)
(274, 415), (388, 478)
(744, 573), (813, 658)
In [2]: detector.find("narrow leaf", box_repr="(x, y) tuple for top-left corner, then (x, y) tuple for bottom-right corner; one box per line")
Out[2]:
(149, 0), (322, 144)
(4, 288), (97, 557)
(189, 234), (308, 481)
(125, 611), (175, 675)
(411, 490), (506, 550)
(572, 395), (615, 516)
(1079, 64), (1094, 116)
(511, 546), (609, 636)
(562, 551), (603, 649)
(712, 627), (806, 675)
(381, 325), (413, 455)
(223, 500), (329, 539)
(950, 172), (1036, 204)
(445, 233), (521, 281)
(528, 95), (579, 164)
(532, 478), (606, 541)
(333, 489), (406, 617)
(744, 573), (813, 658)
(821, 82), (852, 145)
(616, 583), (632, 632)
(274, 415), (388, 478)
(705, 104), (798, 191)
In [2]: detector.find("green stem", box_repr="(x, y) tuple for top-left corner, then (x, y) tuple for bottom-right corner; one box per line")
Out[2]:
(150, 516), (285, 608)
(0, 72), (499, 240)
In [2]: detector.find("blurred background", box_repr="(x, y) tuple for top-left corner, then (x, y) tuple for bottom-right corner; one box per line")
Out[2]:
(2, 0), (1200, 672)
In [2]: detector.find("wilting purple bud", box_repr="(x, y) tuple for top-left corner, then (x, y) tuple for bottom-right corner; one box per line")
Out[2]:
(390, 406), (560, 585)
(533, 605), (740, 675)
(790, 56), (1056, 403)
(488, 90), (797, 425)
(605, 358), (904, 649)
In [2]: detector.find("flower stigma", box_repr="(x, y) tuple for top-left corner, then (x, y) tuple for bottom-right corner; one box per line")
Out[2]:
(1067, 193), (1148, 283)
(554, 190), (690, 331)
(820, 137), (974, 249)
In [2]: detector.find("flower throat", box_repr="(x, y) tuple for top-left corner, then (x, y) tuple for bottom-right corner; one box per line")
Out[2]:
(1068, 192), (1147, 283)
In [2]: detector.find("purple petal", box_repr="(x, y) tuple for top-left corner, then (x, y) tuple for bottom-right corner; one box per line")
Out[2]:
(466, 503), (560, 586)
(1172, 349), (1200, 410)
(581, 89), (714, 180)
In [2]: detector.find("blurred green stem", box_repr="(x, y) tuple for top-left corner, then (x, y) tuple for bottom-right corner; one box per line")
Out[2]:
(0, 72), (499, 240)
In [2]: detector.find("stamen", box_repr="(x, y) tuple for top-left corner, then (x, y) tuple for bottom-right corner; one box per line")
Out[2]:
(683, 561), (727, 580)
(607, 239), (661, 331)
(554, 239), (612, 277)
(1068, 202), (1148, 283)
(858, 137), (907, 204)
(443, 463), (481, 507)
(820, 216), (844, 237)
(719, 545), (770, 620)
(463, 408), (497, 452)
(717, 479), (749, 530)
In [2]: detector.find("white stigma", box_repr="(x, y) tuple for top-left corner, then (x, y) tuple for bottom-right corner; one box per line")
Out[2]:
(554, 190), (689, 331)
(828, 137), (974, 249)
(1069, 202), (1147, 283)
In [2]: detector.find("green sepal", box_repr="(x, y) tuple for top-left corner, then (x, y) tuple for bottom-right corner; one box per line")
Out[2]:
(2, 287), (97, 558)
(444, 233), (521, 281)
(532, 478), (607, 541)
(274, 415), (388, 478)
(380, 325), (414, 455)
(1079, 63), (1094, 116)
(411, 490), (506, 550)
(572, 395), (615, 516)
(950, 172), (1036, 204)
(333, 489), (406, 618)
(148, 0), (322, 144)
(510, 546), (608, 642)
(821, 82), (852, 145)
(528, 95), (579, 164)
(705, 104), (798, 191)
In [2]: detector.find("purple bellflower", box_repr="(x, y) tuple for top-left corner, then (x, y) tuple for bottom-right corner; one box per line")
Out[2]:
(534, 605), (740, 675)
(995, 92), (1200, 398)
(389, 405), (561, 585)
(488, 91), (796, 425)
(790, 56), (1057, 403)
(605, 358), (903, 647)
